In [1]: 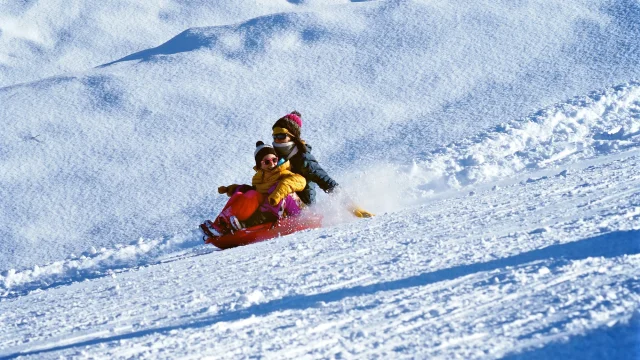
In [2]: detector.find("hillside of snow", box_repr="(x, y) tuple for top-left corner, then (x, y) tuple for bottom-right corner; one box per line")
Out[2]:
(0, 0), (639, 358)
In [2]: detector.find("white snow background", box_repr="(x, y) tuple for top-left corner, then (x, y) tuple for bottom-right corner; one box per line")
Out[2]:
(0, 0), (639, 358)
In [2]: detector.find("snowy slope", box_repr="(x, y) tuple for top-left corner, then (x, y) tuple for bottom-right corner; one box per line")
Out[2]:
(2, 81), (639, 298)
(0, 0), (639, 358)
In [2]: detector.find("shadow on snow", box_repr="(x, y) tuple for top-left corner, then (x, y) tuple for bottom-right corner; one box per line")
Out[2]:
(99, 29), (214, 67)
(503, 312), (640, 360)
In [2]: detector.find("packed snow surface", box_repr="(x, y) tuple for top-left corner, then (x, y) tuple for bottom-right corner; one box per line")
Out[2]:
(0, 0), (639, 358)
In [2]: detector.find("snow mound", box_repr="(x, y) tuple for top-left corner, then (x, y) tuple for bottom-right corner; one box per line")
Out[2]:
(0, 230), (205, 300)
(0, 0), (337, 87)
(420, 82), (640, 187)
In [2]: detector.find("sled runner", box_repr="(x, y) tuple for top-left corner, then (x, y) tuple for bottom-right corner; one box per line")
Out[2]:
(204, 214), (322, 249)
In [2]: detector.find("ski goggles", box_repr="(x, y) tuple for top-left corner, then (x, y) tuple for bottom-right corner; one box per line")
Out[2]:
(272, 127), (295, 140)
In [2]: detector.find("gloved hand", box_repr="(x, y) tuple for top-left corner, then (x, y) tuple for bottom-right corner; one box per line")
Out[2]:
(350, 205), (374, 218)
(268, 196), (279, 206)
(217, 184), (239, 197)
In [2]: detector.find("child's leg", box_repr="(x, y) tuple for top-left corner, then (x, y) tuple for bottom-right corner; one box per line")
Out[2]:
(220, 190), (263, 221)
(203, 190), (263, 237)
(242, 192), (303, 228)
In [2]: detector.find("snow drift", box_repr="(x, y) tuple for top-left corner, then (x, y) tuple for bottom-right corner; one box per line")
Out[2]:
(0, 0), (333, 87)
(345, 82), (640, 211)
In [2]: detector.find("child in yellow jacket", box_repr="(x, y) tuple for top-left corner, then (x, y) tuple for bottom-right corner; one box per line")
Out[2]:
(201, 141), (306, 238)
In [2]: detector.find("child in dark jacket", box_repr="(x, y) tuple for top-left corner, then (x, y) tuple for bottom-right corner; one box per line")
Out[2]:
(272, 111), (374, 218)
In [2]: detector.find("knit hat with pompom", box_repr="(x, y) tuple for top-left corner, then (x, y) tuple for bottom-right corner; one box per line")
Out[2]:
(272, 110), (302, 138)
(254, 141), (277, 167)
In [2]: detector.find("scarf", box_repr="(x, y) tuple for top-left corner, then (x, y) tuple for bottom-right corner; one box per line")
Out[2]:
(272, 141), (299, 160)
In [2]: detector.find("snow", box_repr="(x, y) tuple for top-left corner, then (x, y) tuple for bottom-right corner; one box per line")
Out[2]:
(1, 0), (639, 358)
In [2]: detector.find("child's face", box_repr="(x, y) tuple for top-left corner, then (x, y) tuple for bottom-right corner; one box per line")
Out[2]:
(261, 154), (278, 170)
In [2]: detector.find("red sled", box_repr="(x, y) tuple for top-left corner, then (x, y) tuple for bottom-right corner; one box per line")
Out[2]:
(205, 214), (323, 249)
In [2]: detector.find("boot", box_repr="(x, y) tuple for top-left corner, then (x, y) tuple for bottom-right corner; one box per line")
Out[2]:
(229, 216), (244, 231)
(200, 218), (228, 240)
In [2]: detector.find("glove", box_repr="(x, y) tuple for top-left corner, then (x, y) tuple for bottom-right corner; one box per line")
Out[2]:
(350, 205), (374, 218)
(217, 184), (239, 197)
(268, 196), (279, 206)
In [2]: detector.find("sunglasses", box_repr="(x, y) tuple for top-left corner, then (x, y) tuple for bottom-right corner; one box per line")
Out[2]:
(262, 157), (278, 165)
(272, 133), (289, 140)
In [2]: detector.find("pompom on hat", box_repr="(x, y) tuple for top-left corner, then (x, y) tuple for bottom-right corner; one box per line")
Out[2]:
(254, 141), (277, 167)
(272, 110), (302, 139)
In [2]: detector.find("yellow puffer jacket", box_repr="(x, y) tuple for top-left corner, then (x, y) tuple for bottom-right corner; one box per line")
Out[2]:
(252, 161), (306, 206)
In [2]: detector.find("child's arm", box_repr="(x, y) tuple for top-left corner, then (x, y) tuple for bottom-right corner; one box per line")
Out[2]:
(301, 152), (339, 193)
(217, 184), (254, 197)
(267, 173), (306, 206)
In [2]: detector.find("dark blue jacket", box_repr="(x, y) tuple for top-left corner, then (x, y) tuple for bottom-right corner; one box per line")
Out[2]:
(288, 144), (338, 205)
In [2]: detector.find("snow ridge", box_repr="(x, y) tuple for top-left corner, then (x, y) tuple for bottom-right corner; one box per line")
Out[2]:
(354, 81), (640, 209)
(0, 230), (204, 300)
(419, 81), (640, 186)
